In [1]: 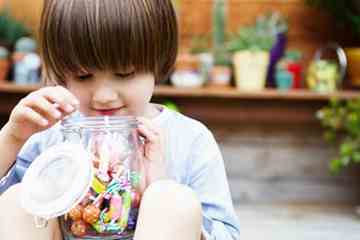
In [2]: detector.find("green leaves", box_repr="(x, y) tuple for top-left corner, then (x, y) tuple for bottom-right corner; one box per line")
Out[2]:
(0, 10), (29, 46)
(318, 97), (360, 173)
(213, 0), (226, 51)
(226, 27), (275, 53)
(226, 12), (287, 53)
(305, 0), (360, 36)
(329, 158), (343, 174)
(190, 35), (210, 54)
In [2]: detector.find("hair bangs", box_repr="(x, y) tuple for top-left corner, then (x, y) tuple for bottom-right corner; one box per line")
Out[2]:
(40, 0), (178, 84)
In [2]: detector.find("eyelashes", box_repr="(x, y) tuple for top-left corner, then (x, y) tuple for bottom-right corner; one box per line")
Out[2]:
(115, 72), (135, 78)
(77, 74), (92, 80)
(77, 71), (136, 81)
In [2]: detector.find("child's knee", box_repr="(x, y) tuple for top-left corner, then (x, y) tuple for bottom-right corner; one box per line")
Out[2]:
(0, 184), (22, 215)
(0, 183), (33, 224)
(141, 180), (202, 220)
(0, 184), (62, 240)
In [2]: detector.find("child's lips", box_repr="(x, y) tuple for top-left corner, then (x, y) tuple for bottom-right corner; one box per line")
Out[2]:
(93, 107), (124, 116)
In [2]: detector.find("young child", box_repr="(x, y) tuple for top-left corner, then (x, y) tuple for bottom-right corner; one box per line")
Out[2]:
(0, 0), (240, 239)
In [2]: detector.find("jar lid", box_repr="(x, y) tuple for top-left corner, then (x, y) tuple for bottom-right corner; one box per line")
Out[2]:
(21, 143), (93, 220)
(61, 115), (138, 131)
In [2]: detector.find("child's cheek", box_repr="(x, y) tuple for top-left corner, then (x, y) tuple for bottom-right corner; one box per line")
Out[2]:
(73, 94), (91, 112)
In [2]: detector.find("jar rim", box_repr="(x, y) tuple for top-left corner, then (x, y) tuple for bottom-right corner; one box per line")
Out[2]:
(61, 115), (138, 130)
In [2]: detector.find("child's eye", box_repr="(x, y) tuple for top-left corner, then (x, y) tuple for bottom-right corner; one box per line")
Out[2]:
(77, 74), (93, 80)
(115, 71), (135, 78)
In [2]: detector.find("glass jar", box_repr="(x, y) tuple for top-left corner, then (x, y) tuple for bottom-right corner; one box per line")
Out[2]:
(21, 115), (142, 240)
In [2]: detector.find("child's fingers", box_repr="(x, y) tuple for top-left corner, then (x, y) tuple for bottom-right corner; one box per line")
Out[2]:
(54, 86), (79, 105)
(136, 117), (162, 136)
(16, 106), (49, 127)
(23, 96), (62, 121)
(137, 124), (158, 143)
(42, 87), (79, 113)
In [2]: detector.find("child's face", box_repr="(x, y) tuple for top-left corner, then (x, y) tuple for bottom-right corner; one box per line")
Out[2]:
(66, 70), (155, 117)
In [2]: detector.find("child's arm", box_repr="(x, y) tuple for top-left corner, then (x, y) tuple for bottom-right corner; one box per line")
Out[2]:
(187, 126), (240, 240)
(0, 86), (79, 179)
(0, 124), (28, 180)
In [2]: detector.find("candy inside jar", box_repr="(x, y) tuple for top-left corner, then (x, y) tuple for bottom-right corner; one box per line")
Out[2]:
(21, 116), (143, 240)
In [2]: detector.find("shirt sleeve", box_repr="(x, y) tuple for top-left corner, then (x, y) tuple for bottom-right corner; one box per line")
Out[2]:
(0, 162), (19, 194)
(0, 134), (42, 195)
(186, 126), (240, 240)
(0, 123), (63, 195)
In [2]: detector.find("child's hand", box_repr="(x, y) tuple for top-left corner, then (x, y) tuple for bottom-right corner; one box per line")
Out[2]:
(136, 117), (168, 193)
(4, 86), (79, 143)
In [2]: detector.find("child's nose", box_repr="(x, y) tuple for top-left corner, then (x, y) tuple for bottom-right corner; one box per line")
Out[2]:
(92, 86), (119, 105)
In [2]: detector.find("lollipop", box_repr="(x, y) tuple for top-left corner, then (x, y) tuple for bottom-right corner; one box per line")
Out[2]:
(127, 208), (139, 230)
(97, 138), (111, 182)
(131, 191), (141, 209)
(69, 205), (83, 221)
(117, 191), (132, 229)
(92, 176), (106, 194)
(108, 194), (123, 221)
(71, 220), (87, 237)
(92, 221), (106, 233)
(83, 205), (101, 224)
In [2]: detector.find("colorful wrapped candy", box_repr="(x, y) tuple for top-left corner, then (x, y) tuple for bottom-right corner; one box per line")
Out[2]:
(128, 208), (139, 230)
(92, 221), (106, 233)
(109, 194), (123, 221)
(69, 205), (83, 221)
(63, 132), (142, 238)
(131, 191), (141, 209)
(117, 191), (132, 230)
(71, 220), (87, 237)
(92, 176), (107, 194)
(83, 205), (101, 224)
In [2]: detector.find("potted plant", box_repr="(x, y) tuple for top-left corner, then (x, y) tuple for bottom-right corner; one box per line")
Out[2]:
(227, 22), (274, 91)
(275, 50), (303, 90)
(0, 10), (30, 82)
(306, 0), (360, 87)
(170, 30), (209, 88)
(170, 52), (203, 88)
(0, 46), (10, 81)
(317, 98), (360, 174)
(260, 12), (288, 87)
(0, 10), (30, 50)
(209, 49), (232, 87)
(189, 35), (213, 86)
(208, 0), (232, 87)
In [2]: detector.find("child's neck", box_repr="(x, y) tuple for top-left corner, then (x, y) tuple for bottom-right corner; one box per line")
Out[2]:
(143, 103), (162, 119)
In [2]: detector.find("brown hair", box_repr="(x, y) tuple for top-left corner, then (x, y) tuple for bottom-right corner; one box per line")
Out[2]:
(39, 0), (178, 85)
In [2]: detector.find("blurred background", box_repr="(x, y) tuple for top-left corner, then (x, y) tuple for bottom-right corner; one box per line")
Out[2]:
(1, 0), (360, 239)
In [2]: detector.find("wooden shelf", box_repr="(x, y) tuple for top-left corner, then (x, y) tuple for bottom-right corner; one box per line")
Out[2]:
(155, 86), (360, 101)
(0, 83), (359, 125)
(0, 83), (40, 93)
(0, 83), (360, 101)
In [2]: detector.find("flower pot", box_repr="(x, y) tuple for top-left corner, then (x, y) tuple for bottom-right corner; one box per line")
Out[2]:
(0, 46), (10, 81)
(233, 50), (270, 91)
(345, 48), (360, 87)
(275, 70), (293, 90)
(209, 65), (232, 86)
(197, 52), (214, 83)
(170, 53), (204, 88)
(0, 58), (10, 81)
